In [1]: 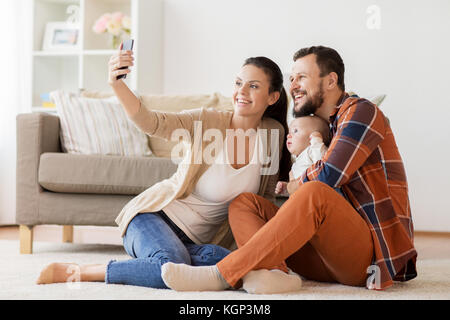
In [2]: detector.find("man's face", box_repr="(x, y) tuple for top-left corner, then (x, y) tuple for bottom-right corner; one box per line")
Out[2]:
(290, 54), (325, 117)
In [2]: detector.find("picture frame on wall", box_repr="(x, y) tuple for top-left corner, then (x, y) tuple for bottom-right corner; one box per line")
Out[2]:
(42, 22), (80, 51)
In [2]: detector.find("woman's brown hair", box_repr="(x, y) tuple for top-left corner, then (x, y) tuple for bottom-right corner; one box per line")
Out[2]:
(243, 56), (290, 181)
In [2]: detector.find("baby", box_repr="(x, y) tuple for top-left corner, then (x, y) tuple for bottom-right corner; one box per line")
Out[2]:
(275, 115), (331, 196)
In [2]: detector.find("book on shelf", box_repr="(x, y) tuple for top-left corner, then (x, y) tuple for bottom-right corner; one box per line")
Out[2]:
(42, 101), (56, 108)
(40, 93), (56, 108)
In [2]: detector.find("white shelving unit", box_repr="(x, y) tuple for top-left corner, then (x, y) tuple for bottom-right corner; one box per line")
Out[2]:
(28, 0), (164, 113)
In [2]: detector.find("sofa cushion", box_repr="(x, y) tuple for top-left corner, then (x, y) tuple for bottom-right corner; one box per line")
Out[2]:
(80, 89), (234, 112)
(38, 153), (178, 195)
(80, 90), (234, 158)
(141, 92), (234, 158)
(50, 90), (152, 157)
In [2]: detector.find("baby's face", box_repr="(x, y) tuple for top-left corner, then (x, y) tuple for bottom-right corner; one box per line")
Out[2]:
(286, 118), (320, 156)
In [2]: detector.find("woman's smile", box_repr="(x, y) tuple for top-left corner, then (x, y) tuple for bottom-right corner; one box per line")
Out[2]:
(236, 97), (252, 107)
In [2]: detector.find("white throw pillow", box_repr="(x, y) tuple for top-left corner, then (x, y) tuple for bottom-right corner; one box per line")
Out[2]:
(347, 92), (386, 106)
(368, 94), (386, 106)
(50, 90), (152, 156)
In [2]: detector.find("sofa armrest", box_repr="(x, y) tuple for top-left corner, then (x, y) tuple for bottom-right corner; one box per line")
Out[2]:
(16, 112), (61, 225)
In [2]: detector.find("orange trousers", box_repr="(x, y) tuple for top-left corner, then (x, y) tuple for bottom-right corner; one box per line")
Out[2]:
(217, 181), (374, 288)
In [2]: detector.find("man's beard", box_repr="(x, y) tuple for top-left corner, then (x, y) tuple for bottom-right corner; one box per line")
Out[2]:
(292, 83), (324, 118)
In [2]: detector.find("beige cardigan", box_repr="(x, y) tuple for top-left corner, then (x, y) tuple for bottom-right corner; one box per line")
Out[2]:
(115, 102), (284, 248)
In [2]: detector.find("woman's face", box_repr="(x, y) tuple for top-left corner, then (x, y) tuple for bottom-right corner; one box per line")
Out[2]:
(232, 64), (279, 118)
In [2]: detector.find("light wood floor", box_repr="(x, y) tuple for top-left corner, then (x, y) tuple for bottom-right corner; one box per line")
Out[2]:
(1, 225), (450, 260)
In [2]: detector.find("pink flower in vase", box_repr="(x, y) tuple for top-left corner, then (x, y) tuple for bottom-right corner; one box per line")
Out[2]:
(92, 13), (111, 34)
(111, 12), (125, 24)
(92, 12), (131, 48)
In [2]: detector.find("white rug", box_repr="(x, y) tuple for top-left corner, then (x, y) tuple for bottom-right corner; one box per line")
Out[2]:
(1, 240), (449, 300)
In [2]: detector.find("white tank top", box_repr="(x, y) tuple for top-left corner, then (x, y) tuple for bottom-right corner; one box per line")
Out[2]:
(163, 131), (263, 244)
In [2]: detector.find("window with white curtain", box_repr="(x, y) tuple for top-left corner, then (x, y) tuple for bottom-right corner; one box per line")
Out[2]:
(0, 0), (28, 224)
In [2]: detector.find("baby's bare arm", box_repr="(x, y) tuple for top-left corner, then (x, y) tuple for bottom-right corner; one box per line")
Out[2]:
(289, 170), (294, 181)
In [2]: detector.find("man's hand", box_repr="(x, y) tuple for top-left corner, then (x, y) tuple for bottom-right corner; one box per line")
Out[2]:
(287, 179), (300, 195)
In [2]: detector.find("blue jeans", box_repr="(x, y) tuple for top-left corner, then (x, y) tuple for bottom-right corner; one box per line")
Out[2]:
(105, 211), (231, 288)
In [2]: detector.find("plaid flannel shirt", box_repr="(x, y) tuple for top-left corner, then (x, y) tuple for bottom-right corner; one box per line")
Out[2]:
(297, 93), (417, 290)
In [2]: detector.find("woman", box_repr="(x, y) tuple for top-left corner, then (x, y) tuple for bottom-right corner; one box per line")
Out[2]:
(36, 47), (295, 290)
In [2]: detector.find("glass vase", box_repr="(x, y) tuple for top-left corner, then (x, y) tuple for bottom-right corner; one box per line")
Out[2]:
(110, 35), (122, 50)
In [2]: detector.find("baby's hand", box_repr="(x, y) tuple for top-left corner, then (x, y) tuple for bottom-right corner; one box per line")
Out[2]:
(275, 181), (288, 195)
(310, 131), (322, 140)
(309, 131), (323, 144)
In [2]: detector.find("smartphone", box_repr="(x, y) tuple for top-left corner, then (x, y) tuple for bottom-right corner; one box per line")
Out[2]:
(117, 39), (134, 80)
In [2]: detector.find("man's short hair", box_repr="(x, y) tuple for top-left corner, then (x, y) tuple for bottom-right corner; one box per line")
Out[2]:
(293, 46), (345, 92)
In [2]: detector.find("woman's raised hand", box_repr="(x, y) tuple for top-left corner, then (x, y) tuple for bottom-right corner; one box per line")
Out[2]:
(108, 42), (134, 85)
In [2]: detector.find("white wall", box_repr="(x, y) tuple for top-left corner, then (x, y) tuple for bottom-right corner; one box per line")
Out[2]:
(163, 0), (450, 231)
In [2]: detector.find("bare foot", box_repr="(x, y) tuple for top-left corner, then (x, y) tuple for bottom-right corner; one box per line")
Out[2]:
(36, 263), (81, 285)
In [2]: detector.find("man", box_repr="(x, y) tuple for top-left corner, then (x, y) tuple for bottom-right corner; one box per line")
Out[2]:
(160, 46), (417, 291)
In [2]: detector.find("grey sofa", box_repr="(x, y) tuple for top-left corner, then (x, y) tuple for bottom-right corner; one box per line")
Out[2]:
(16, 112), (179, 253)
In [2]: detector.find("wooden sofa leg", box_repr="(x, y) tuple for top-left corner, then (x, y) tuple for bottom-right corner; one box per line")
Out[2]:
(62, 225), (73, 243)
(19, 225), (33, 254)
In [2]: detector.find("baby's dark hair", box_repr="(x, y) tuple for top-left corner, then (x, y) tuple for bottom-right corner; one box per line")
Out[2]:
(297, 115), (332, 147)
